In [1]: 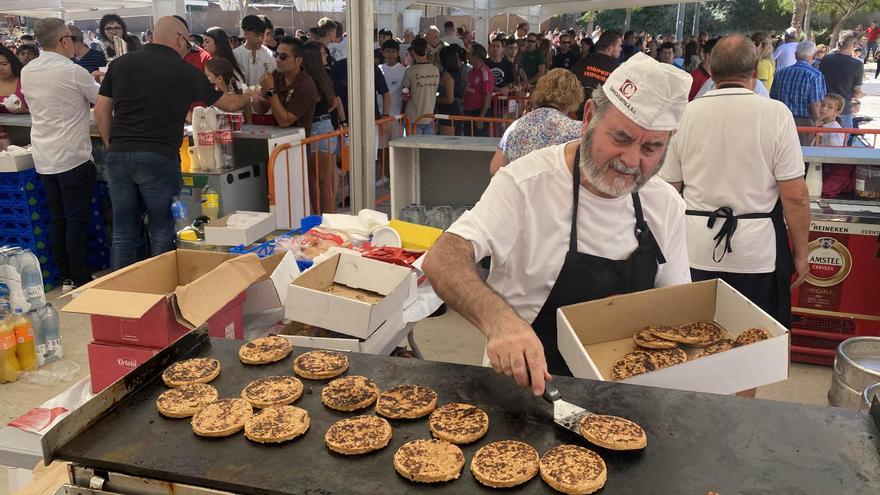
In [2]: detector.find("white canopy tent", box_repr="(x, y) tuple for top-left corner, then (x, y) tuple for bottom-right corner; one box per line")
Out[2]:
(0, 0), (154, 20)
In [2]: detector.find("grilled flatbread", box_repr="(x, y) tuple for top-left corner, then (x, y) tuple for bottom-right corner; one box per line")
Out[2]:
(394, 439), (464, 483)
(428, 403), (489, 444)
(292, 350), (349, 379)
(244, 405), (309, 443)
(376, 384), (438, 419)
(645, 348), (688, 369)
(321, 375), (380, 411)
(735, 328), (772, 347)
(676, 321), (725, 347)
(241, 376), (303, 408)
(539, 444), (607, 495)
(611, 351), (657, 380)
(696, 339), (735, 359)
(470, 440), (539, 488)
(162, 358), (220, 387)
(191, 398), (253, 437)
(324, 415), (393, 455)
(156, 383), (219, 418)
(579, 414), (647, 451)
(239, 335), (293, 364)
(633, 327), (679, 349)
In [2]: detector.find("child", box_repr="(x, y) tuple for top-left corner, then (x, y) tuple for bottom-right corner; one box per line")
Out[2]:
(379, 39), (405, 117)
(817, 94), (846, 147)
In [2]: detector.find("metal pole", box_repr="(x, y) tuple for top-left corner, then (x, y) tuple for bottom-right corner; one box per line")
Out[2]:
(624, 8), (632, 32)
(675, 3), (685, 42)
(347, 0), (375, 212)
(692, 2), (700, 36)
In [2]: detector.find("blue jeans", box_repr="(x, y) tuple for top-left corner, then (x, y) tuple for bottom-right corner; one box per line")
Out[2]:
(414, 123), (433, 135)
(840, 113), (854, 129)
(105, 151), (181, 270)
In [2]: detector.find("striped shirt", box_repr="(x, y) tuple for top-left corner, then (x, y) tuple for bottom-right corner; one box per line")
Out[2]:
(769, 60), (826, 119)
(74, 48), (107, 73)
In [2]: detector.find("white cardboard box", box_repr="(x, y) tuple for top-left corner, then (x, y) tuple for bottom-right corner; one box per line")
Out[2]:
(283, 252), (413, 339)
(204, 212), (276, 247)
(0, 153), (34, 172)
(557, 279), (790, 395)
(279, 308), (408, 354)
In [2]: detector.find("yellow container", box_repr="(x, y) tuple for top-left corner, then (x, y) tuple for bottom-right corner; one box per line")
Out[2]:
(0, 319), (21, 383)
(388, 220), (444, 250)
(180, 137), (192, 172)
(12, 312), (36, 371)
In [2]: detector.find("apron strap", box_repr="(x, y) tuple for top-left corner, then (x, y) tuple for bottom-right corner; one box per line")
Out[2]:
(570, 146), (581, 253)
(632, 193), (667, 265)
(686, 207), (774, 263)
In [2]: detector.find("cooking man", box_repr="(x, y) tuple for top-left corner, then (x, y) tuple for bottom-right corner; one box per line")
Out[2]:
(423, 53), (692, 396)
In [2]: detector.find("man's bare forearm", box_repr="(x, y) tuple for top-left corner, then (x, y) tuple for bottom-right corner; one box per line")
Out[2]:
(422, 233), (521, 335)
(779, 178), (811, 259)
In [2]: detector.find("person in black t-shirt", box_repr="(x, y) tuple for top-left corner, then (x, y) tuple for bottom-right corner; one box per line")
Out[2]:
(94, 16), (250, 270)
(551, 33), (579, 70)
(486, 37), (516, 94)
(819, 30), (865, 128)
(570, 30), (621, 118)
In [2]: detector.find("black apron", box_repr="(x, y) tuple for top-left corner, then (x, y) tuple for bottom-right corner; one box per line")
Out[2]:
(685, 199), (793, 328)
(530, 147), (667, 376)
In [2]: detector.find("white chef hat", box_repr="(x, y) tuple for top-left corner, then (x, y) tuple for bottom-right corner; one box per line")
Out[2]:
(601, 52), (692, 131)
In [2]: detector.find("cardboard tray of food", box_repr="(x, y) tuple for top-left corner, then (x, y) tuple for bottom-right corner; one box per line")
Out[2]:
(42, 329), (879, 494)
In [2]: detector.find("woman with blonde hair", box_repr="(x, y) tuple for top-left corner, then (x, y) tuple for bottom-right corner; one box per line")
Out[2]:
(751, 32), (775, 91)
(489, 68), (584, 175)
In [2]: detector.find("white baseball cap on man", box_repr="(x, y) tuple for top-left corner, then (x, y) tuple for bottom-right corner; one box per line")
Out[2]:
(601, 52), (692, 131)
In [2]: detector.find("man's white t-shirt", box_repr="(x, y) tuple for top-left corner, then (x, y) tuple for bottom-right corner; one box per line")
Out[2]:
(380, 62), (406, 116)
(695, 78), (770, 99)
(773, 42), (798, 70)
(661, 88), (805, 274)
(441, 35), (464, 48)
(447, 142), (691, 325)
(233, 44), (277, 87)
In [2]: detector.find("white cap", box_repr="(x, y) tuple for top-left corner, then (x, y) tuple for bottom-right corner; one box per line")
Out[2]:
(601, 52), (692, 131)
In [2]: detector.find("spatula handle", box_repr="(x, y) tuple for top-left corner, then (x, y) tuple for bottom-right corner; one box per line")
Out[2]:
(543, 382), (560, 403)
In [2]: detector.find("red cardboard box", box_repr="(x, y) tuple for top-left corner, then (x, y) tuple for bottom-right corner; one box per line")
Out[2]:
(64, 251), (267, 346)
(87, 341), (160, 394)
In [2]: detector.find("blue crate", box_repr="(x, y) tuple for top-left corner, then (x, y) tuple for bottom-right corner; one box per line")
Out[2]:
(0, 169), (39, 192)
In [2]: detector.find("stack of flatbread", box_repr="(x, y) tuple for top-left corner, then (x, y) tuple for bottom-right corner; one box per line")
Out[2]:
(613, 323), (773, 380)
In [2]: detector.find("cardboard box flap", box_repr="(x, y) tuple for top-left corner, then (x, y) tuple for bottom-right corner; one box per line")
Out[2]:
(62, 288), (166, 318)
(62, 251), (179, 299)
(175, 254), (266, 327)
(333, 254), (411, 296)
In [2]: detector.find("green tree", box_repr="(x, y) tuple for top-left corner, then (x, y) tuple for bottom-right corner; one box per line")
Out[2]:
(774, 0), (880, 42)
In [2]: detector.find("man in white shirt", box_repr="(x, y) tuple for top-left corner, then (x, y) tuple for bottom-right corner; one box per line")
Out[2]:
(21, 17), (100, 289)
(661, 34), (810, 336)
(233, 15), (276, 87)
(773, 27), (799, 70)
(423, 53), (692, 395)
(440, 21), (464, 48)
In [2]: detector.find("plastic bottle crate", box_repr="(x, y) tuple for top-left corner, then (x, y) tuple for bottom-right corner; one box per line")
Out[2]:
(0, 169), (40, 192)
(0, 204), (50, 222)
(0, 231), (50, 250)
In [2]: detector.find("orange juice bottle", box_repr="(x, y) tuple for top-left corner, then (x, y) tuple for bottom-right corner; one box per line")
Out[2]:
(0, 315), (21, 383)
(180, 136), (192, 173)
(12, 310), (36, 371)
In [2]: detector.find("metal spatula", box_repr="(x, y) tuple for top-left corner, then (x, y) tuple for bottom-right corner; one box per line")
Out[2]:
(543, 382), (593, 433)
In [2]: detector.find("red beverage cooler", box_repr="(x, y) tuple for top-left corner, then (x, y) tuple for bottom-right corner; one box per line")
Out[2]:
(790, 200), (880, 365)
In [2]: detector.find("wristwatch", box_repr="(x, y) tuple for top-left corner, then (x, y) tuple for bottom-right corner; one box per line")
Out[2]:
(263, 89), (274, 98)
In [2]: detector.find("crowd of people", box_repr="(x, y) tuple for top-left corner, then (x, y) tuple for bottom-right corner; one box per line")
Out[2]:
(1, 11), (873, 298)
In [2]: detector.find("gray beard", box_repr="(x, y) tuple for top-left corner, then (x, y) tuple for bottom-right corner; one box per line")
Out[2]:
(578, 123), (666, 197)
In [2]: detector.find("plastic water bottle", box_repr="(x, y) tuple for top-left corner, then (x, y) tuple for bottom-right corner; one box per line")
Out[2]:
(18, 250), (45, 311)
(40, 303), (62, 363)
(201, 184), (220, 222)
(11, 309), (36, 370)
(171, 195), (191, 231)
(215, 113), (235, 170)
(29, 307), (46, 366)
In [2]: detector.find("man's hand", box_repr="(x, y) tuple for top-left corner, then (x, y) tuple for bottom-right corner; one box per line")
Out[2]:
(91, 70), (105, 83)
(485, 314), (551, 396)
(259, 72), (275, 92)
(791, 254), (809, 288)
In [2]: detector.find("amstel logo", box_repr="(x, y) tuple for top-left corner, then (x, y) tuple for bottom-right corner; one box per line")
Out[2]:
(805, 237), (852, 287)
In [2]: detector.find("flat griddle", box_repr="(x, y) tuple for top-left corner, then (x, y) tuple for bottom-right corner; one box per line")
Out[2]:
(44, 329), (880, 494)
